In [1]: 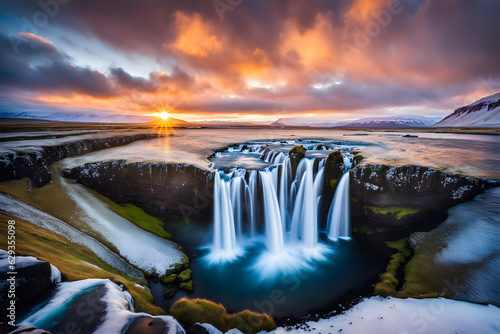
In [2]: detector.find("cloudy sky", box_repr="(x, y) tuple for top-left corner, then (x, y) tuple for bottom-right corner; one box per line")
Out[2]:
(0, 0), (499, 123)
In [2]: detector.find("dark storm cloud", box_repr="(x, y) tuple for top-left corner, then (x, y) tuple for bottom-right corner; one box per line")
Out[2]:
(1, 0), (499, 117)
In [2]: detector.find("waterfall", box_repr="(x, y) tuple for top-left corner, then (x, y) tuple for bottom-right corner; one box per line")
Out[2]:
(213, 171), (237, 252)
(260, 170), (285, 254)
(326, 172), (351, 241)
(212, 149), (352, 261)
(289, 158), (319, 248)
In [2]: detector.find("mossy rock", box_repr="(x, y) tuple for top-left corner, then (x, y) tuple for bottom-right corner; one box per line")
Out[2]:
(163, 286), (177, 299)
(353, 155), (364, 165)
(178, 269), (192, 282)
(179, 280), (194, 292)
(288, 145), (306, 177)
(161, 274), (177, 284)
(166, 262), (185, 276)
(170, 298), (276, 333)
(322, 150), (345, 199)
(373, 238), (412, 297)
(364, 205), (421, 222)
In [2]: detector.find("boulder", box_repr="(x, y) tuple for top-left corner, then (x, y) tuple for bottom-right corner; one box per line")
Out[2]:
(288, 145), (306, 177)
(179, 280), (194, 292)
(163, 286), (177, 299)
(178, 269), (192, 282)
(320, 150), (346, 224)
(161, 274), (177, 284)
(0, 253), (60, 309)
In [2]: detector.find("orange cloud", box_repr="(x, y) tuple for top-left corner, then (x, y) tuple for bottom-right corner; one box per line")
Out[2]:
(281, 13), (338, 73)
(169, 12), (222, 57)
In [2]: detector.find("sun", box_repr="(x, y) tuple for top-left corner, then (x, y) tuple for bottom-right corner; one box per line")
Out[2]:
(146, 101), (181, 137)
(159, 111), (169, 120)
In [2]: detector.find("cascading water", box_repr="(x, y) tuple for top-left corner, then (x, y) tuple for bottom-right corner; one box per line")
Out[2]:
(326, 171), (351, 241)
(211, 142), (354, 266)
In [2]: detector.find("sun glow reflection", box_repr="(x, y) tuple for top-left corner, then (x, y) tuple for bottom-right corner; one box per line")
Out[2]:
(148, 102), (180, 136)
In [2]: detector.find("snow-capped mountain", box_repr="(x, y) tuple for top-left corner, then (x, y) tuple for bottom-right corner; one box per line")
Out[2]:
(271, 115), (442, 128)
(340, 115), (442, 127)
(0, 111), (150, 123)
(434, 92), (500, 127)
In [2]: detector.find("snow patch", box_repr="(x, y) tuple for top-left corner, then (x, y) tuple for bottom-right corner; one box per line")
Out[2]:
(272, 297), (500, 334)
(0, 193), (143, 278)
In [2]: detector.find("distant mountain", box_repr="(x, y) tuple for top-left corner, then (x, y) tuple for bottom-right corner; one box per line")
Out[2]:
(0, 111), (150, 123)
(197, 120), (255, 126)
(433, 92), (500, 127)
(340, 115), (442, 127)
(271, 115), (442, 128)
(270, 118), (344, 127)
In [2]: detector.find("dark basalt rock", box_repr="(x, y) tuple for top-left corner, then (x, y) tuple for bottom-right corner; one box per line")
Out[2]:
(62, 160), (214, 221)
(350, 164), (497, 230)
(187, 323), (211, 334)
(289, 145), (306, 177)
(320, 149), (346, 226)
(163, 286), (178, 299)
(0, 133), (157, 187)
(351, 165), (494, 209)
(0, 324), (52, 334)
(123, 316), (186, 334)
(0, 256), (56, 310)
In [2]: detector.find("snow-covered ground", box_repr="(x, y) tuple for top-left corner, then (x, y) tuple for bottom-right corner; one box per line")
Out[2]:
(272, 296), (500, 334)
(0, 193), (143, 278)
(20, 278), (184, 334)
(61, 178), (186, 276)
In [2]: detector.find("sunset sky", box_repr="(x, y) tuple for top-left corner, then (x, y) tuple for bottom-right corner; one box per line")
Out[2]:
(0, 0), (499, 123)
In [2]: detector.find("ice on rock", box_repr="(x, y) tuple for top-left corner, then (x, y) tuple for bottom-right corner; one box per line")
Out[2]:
(0, 193), (143, 278)
(62, 178), (186, 276)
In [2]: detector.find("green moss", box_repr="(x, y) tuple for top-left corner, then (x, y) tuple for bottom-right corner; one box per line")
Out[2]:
(329, 178), (339, 189)
(178, 269), (192, 282)
(87, 188), (172, 240)
(170, 298), (276, 333)
(396, 253), (440, 299)
(0, 212), (163, 315)
(352, 225), (381, 234)
(387, 238), (412, 258)
(373, 238), (412, 297)
(353, 155), (364, 164)
(364, 205), (421, 220)
(161, 274), (177, 284)
(351, 197), (359, 203)
(179, 280), (194, 292)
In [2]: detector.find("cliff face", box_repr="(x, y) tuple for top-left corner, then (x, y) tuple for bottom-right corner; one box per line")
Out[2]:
(350, 164), (497, 229)
(434, 92), (500, 127)
(351, 165), (493, 208)
(63, 160), (214, 222)
(0, 133), (158, 187)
